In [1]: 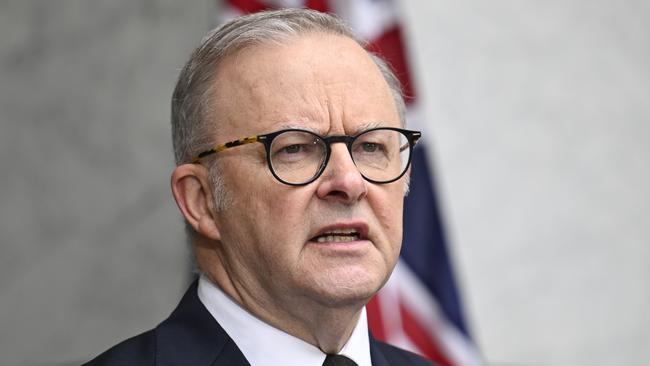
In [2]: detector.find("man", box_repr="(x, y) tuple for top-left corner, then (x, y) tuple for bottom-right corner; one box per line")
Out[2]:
(86, 8), (433, 366)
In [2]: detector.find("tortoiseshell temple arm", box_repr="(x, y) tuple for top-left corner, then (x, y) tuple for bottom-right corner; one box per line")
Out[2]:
(191, 135), (261, 163)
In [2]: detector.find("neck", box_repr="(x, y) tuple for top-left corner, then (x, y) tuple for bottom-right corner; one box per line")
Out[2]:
(197, 251), (366, 353)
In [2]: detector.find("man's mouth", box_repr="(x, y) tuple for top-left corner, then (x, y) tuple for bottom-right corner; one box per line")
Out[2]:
(311, 229), (361, 243)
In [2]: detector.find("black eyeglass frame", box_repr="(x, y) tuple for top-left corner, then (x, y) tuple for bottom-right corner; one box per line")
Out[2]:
(192, 127), (422, 186)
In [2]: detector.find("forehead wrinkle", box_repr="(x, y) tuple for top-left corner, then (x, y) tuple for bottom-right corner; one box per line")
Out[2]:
(248, 76), (333, 134)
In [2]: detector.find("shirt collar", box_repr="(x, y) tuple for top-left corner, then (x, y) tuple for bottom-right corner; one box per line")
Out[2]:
(198, 275), (371, 366)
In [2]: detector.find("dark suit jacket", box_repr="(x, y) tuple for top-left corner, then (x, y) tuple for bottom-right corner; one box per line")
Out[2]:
(84, 281), (437, 366)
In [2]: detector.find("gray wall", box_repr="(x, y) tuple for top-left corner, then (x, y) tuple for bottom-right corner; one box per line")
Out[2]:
(0, 1), (210, 364)
(400, 1), (650, 365)
(1, 1), (648, 365)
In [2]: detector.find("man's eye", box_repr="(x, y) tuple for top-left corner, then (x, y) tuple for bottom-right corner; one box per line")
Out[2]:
(361, 142), (380, 153)
(357, 141), (387, 154)
(281, 144), (304, 154)
(275, 143), (315, 158)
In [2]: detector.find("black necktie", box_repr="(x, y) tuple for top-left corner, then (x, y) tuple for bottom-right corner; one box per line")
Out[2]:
(322, 354), (358, 366)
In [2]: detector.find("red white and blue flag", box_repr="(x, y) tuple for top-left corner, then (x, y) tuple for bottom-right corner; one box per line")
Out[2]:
(218, 1), (482, 365)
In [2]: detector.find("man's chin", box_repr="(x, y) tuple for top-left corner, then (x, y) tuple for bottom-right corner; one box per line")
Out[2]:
(308, 273), (386, 308)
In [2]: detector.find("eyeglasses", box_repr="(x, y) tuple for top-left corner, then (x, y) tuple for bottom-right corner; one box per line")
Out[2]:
(192, 127), (422, 186)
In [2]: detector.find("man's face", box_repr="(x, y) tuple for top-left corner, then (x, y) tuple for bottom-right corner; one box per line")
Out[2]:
(206, 33), (406, 310)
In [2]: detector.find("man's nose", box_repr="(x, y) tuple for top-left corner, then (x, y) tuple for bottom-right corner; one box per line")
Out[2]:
(315, 143), (367, 203)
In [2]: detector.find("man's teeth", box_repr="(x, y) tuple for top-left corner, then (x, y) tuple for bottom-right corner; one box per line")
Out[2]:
(314, 230), (360, 243)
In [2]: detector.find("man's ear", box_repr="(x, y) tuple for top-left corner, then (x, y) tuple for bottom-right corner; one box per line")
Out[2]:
(171, 164), (221, 241)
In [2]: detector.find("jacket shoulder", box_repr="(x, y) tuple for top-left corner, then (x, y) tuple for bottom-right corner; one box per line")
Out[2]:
(82, 329), (156, 366)
(373, 340), (439, 365)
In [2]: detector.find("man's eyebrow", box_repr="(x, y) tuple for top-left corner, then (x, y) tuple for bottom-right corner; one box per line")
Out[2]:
(352, 122), (383, 134)
(277, 123), (319, 133)
(277, 121), (385, 135)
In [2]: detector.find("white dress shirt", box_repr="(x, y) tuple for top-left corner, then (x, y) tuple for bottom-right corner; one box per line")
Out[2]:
(198, 275), (372, 366)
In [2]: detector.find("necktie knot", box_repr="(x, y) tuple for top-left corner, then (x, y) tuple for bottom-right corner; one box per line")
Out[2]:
(322, 354), (358, 366)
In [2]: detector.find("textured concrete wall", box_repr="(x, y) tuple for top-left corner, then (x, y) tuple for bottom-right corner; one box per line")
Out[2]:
(400, 1), (650, 365)
(0, 1), (210, 364)
(1, 1), (649, 366)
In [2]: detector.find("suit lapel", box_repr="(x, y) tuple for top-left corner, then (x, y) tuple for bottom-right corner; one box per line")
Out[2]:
(155, 280), (251, 366)
(369, 336), (390, 366)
